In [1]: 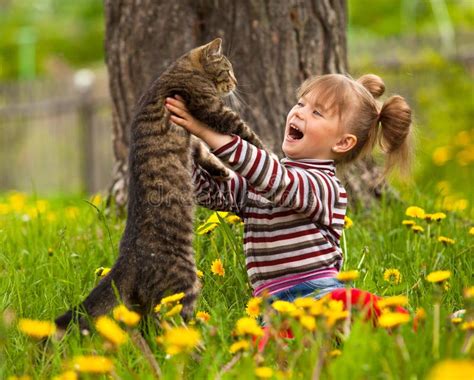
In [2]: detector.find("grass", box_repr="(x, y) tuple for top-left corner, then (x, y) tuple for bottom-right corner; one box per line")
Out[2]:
(0, 187), (472, 379)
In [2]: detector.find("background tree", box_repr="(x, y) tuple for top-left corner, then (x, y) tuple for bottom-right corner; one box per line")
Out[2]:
(104, 0), (385, 209)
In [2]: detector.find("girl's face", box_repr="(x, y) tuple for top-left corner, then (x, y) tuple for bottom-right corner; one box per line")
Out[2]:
(282, 93), (344, 160)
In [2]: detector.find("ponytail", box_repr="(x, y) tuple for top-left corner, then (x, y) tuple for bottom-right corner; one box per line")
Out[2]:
(344, 74), (413, 177)
(378, 95), (413, 176)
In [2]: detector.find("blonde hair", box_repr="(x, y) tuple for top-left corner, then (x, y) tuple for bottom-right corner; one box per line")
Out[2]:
(297, 73), (413, 177)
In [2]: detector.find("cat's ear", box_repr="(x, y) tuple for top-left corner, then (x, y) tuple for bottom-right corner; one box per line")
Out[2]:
(206, 38), (222, 56)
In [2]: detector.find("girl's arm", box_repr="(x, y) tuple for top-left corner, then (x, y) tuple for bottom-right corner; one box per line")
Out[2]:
(165, 96), (341, 226)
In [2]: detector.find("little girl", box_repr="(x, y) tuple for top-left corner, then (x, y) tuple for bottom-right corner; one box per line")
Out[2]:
(165, 73), (412, 303)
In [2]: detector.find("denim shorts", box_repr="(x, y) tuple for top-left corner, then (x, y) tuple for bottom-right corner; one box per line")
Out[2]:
(270, 277), (345, 302)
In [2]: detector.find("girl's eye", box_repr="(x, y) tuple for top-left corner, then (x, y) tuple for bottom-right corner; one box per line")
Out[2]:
(313, 109), (323, 117)
(296, 102), (304, 107)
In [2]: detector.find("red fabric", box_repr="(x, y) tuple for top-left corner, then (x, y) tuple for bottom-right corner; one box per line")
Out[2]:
(254, 288), (409, 352)
(328, 288), (409, 321)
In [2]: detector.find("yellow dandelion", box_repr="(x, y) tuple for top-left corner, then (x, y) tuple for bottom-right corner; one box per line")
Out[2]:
(336, 270), (359, 282)
(65, 206), (79, 220)
(431, 212), (446, 222)
(113, 305), (141, 327)
(344, 215), (353, 229)
(157, 326), (201, 355)
(377, 295), (409, 309)
(229, 339), (251, 354)
(255, 367), (273, 379)
(7, 375), (32, 380)
(427, 359), (474, 380)
(451, 317), (463, 324)
(469, 227), (474, 236)
(411, 225), (424, 233)
(329, 349), (342, 358)
(426, 270), (451, 283)
(378, 312), (410, 328)
(309, 299), (326, 317)
(206, 211), (229, 224)
(90, 194), (102, 207)
(437, 236), (455, 245)
(464, 286), (474, 299)
(294, 297), (317, 309)
(402, 220), (416, 227)
(289, 308), (305, 318)
(235, 317), (264, 337)
(18, 318), (56, 339)
(211, 258), (225, 277)
(161, 292), (185, 305)
(94, 267), (111, 278)
(324, 300), (349, 328)
(8, 192), (27, 212)
(197, 223), (218, 235)
(272, 300), (296, 314)
(383, 269), (402, 284)
(95, 316), (127, 346)
(52, 371), (78, 380)
(432, 146), (450, 166)
(246, 297), (262, 318)
(196, 269), (204, 278)
(461, 321), (474, 331)
(226, 214), (243, 224)
(453, 198), (468, 211)
(299, 315), (316, 331)
(415, 307), (426, 320)
(35, 200), (48, 213)
(165, 304), (183, 318)
(73, 355), (114, 374)
(46, 211), (57, 223)
(405, 206), (425, 219)
(196, 311), (210, 323)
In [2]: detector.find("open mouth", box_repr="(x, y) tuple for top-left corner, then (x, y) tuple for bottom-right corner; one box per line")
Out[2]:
(288, 123), (304, 140)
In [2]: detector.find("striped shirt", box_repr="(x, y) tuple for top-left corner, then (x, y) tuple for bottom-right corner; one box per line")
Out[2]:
(193, 135), (347, 297)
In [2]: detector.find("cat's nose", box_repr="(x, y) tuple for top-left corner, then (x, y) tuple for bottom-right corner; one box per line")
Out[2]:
(229, 71), (238, 86)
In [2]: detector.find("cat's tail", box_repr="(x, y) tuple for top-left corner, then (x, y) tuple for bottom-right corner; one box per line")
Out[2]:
(55, 272), (121, 333)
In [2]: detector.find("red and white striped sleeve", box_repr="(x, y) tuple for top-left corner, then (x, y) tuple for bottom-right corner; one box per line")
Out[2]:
(213, 135), (338, 226)
(192, 160), (247, 214)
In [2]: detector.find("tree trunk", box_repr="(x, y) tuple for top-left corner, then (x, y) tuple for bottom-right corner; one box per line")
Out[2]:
(104, 0), (384, 210)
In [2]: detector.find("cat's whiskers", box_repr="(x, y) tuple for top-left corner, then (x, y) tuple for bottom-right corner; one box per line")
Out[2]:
(231, 90), (251, 110)
(224, 92), (243, 113)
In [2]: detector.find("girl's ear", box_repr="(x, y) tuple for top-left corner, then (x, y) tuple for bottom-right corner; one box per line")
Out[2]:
(332, 134), (357, 154)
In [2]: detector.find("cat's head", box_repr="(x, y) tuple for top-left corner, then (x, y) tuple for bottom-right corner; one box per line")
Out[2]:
(190, 38), (237, 95)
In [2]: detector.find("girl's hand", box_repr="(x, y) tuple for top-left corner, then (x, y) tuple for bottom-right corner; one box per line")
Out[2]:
(165, 96), (209, 139)
(165, 95), (233, 150)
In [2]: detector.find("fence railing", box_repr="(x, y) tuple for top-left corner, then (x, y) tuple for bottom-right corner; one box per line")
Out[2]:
(0, 71), (114, 195)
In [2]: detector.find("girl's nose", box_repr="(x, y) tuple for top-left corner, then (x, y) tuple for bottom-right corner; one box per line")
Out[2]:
(294, 108), (304, 120)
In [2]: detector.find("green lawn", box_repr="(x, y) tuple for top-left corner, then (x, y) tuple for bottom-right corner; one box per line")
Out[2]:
(0, 188), (472, 379)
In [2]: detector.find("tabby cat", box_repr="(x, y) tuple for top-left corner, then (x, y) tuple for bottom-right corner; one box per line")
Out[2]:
(55, 38), (265, 331)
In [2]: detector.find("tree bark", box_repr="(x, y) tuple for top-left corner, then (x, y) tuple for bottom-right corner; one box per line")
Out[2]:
(104, 0), (384, 210)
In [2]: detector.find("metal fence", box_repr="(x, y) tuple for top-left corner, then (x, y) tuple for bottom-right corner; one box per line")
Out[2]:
(0, 71), (114, 195)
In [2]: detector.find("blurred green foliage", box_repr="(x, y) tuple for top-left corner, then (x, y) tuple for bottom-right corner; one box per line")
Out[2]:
(0, 0), (473, 79)
(0, 0), (472, 211)
(349, 0), (474, 37)
(0, 0), (104, 79)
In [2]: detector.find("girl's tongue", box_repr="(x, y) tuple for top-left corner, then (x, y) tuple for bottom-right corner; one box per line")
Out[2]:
(289, 124), (304, 140)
